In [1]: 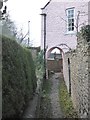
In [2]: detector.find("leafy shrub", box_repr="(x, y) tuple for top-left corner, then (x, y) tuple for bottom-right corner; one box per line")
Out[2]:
(2, 36), (37, 118)
(80, 25), (90, 42)
(34, 50), (44, 80)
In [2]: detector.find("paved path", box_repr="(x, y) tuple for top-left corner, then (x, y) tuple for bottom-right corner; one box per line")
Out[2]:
(50, 73), (64, 118)
(22, 79), (42, 118)
(22, 73), (64, 118)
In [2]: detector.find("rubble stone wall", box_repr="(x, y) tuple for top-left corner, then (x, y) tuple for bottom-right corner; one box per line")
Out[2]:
(63, 36), (90, 118)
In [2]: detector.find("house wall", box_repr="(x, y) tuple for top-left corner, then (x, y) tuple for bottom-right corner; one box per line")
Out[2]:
(88, 1), (90, 24)
(41, 0), (89, 54)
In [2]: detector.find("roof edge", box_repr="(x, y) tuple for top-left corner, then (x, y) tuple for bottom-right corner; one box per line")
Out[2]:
(41, 0), (52, 10)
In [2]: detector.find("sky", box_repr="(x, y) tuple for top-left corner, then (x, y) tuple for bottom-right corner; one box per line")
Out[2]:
(5, 0), (50, 47)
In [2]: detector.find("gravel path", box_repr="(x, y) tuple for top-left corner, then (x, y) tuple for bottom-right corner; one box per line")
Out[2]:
(50, 73), (64, 118)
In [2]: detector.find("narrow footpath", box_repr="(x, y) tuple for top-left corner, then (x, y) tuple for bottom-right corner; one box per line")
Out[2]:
(22, 94), (38, 118)
(22, 73), (64, 118)
(50, 73), (64, 118)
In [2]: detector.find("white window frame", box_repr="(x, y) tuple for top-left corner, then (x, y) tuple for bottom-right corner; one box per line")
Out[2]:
(66, 7), (75, 34)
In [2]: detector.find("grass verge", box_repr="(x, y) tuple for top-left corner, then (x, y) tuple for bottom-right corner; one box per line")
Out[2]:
(59, 76), (78, 118)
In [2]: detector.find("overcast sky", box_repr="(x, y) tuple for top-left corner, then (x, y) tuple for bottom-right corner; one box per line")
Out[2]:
(6, 0), (49, 46)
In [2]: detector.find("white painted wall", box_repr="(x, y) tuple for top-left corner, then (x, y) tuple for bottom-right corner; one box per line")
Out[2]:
(88, 1), (90, 24)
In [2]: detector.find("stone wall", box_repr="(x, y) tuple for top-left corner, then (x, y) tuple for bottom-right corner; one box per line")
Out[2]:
(88, 46), (90, 118)
(63, 36), (90, 118)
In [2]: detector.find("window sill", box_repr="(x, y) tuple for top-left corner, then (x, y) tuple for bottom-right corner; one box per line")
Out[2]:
(64, 31), (77, 35)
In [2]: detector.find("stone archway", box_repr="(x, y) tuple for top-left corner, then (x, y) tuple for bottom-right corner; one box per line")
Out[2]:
(47, 47), (63, 58)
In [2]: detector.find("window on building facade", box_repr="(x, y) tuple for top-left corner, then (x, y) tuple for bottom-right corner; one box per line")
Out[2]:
(66, 8), (75, 32)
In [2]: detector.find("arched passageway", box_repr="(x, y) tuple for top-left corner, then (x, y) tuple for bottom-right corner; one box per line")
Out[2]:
(47, 47), (63, 73)
(47, 47), (63, 58)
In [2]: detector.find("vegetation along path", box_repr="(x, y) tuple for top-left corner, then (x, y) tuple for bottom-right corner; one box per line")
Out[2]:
(22, 72), (77, 118)
(50, 73), (64, 118)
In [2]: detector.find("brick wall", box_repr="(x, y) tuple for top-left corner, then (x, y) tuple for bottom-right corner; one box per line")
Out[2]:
(47, 59), (63, 72)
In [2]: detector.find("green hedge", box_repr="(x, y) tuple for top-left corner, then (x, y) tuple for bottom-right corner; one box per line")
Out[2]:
(2, 36), (37, 118)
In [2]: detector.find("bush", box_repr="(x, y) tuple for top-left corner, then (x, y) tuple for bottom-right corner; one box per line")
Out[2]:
(34, 50), (44, 80)
(80, 25), (90, 42)
(2, 36), (37, 118)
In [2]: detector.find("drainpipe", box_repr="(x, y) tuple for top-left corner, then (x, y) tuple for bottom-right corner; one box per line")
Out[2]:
(40, 13), (47, 79)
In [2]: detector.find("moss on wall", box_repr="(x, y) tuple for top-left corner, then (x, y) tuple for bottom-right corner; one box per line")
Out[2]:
(2, 36), (37, 118)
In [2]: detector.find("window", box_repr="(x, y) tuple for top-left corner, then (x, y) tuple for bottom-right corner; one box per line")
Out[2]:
(66, 8), (75, 32)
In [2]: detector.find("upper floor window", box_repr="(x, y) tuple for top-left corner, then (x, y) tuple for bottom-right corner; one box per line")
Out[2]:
(66, 8), (75, 32)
